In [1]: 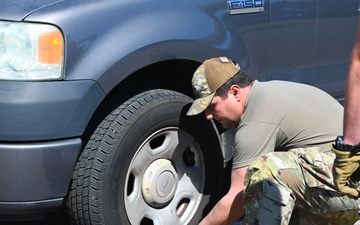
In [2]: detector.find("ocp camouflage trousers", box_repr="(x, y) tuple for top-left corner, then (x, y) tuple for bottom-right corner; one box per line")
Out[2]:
(242, 147), (360, 225)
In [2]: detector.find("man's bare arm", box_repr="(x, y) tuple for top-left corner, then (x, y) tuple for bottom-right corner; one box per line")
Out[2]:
(199, 166), (248, 225)
(344, 18), (360, 145)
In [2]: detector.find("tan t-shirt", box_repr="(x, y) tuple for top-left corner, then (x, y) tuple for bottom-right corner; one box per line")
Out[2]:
(232, 80), (343, 169)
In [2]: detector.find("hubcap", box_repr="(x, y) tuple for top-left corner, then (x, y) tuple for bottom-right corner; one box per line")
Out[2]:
(142, 159), (178, 207)
(125, 128), (205, 224)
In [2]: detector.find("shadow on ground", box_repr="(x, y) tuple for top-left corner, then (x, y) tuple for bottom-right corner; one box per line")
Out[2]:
(0, 207), (71, 225)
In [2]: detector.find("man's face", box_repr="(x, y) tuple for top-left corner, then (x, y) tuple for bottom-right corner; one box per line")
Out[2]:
(204, 91), (242, 129)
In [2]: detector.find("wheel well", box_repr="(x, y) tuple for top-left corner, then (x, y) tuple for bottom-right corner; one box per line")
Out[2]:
(81, 59), (201, 148)
(125, 59), (200, 97)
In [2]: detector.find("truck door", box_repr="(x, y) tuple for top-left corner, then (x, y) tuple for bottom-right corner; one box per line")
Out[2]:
(268, 0), (358, 102)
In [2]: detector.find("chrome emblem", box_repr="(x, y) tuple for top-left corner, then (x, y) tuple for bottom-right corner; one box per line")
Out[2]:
(228, 0), (264, 15)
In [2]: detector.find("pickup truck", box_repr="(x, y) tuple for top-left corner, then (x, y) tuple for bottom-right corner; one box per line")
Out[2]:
(0, 0), (358, 224)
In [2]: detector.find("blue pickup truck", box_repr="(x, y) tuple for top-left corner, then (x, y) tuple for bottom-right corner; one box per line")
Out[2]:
(0, 0), (358, 224)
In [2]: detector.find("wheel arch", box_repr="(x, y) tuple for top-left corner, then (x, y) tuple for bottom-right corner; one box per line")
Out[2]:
(81, 58), (202, 149)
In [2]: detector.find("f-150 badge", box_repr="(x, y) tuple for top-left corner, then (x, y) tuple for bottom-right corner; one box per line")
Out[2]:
(228, 0), (264, 15)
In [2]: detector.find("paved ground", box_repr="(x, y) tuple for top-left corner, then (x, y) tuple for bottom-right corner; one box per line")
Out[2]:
(1, 209), (359, 225)
(0, 208), (70, 225)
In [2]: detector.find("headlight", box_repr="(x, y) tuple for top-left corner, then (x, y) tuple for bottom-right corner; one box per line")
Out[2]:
(0, 21), (64, 80)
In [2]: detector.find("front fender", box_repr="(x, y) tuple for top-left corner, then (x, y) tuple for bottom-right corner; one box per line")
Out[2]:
(25, 0), (246, 94)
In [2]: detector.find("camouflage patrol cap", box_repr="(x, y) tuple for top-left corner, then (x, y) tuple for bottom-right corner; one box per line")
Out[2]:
(187, 57), (240, 116)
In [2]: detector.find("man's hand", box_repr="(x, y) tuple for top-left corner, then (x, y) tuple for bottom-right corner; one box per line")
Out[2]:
(199, 167), (248, 225)
(332, 145), (360, 198)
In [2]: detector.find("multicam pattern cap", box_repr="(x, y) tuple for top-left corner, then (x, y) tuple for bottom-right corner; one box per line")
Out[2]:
(187, 57), (240, 115)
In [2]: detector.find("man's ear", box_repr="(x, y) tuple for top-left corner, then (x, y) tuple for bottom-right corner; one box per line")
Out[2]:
(229, 85), (241, 100)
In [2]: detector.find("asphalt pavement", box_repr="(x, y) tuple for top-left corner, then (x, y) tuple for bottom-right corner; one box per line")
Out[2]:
(2, 210), (360, 225)
(0, 208), (70, 225)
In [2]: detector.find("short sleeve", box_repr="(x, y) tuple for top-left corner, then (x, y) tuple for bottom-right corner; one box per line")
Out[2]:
(232, 122), (282, 168)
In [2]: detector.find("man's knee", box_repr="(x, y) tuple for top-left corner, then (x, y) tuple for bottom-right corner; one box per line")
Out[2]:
(243, 179), (294, 225)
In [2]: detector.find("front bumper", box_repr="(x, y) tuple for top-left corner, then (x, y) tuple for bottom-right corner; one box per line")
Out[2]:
(0, 80), (105, 218)
(0, 138), (81, 219)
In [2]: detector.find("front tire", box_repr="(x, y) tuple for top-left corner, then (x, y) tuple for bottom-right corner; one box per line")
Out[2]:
(68, 89), (224, 225)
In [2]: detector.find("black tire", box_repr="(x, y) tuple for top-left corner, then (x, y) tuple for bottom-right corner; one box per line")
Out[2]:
(67, 89), (224, 225)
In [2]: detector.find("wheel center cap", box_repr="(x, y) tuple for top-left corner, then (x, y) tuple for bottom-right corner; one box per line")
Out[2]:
(142, 159), (178, 207)
(156, 171), (175, 198)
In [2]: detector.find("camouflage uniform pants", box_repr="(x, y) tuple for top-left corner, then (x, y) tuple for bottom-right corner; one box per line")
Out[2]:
(242, 147), (360, 225)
